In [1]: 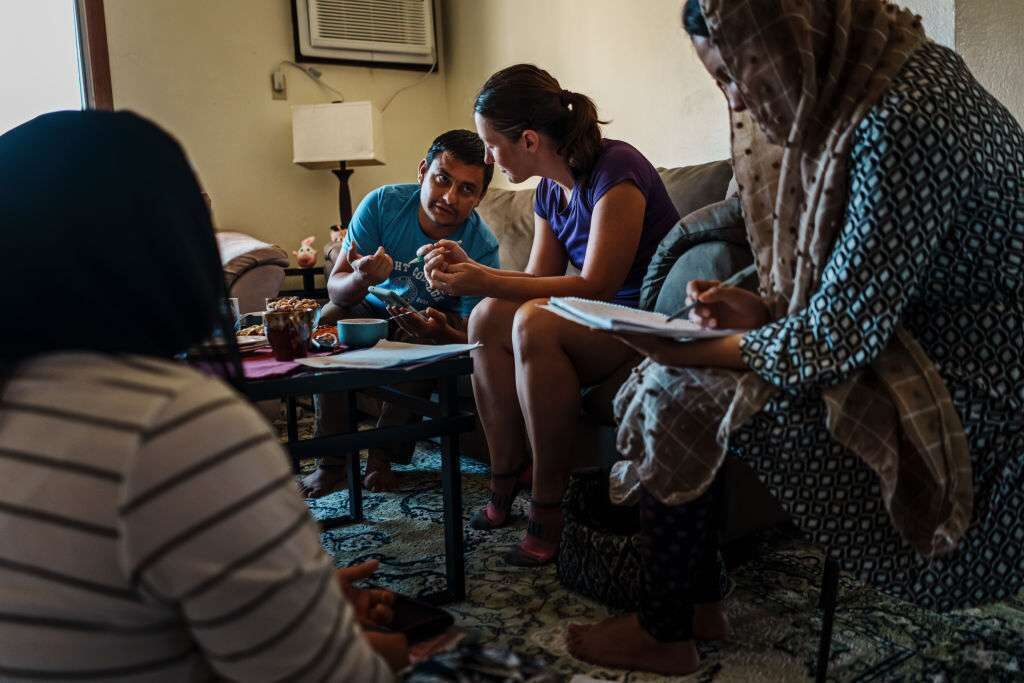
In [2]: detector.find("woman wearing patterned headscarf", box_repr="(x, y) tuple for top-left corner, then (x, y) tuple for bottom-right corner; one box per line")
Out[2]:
(567, 0), (1023, 675)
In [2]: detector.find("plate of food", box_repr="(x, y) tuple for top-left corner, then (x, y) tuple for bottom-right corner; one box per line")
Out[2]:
(235, 335), (269, 352)
(311, 325), (342, 351)
(236, 335), (268, 345)
(189, 334), (267, 358)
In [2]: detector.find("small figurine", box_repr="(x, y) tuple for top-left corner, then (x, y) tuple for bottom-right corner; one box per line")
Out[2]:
(329, 224), (345, 242)
(293, 235), (317, 267)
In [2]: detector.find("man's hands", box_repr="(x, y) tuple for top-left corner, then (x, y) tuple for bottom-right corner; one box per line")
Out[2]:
(347, 242), (394, 285)
(685, 279), (771, 330)
(387, 305), (452, 342)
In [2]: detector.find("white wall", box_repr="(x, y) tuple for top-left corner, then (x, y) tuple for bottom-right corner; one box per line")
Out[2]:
(442, 0), (731, 190)
(902, 0), (955, 47)
(104, 0), (1018, 249)
(956, 0), (1024, 125)
(904, 0), (1024, 126)
(105, 0), (449, 251)
(441, 0), (965, 193)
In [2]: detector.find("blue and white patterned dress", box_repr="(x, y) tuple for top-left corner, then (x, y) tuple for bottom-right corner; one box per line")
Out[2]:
(736, 42), (1024, 611)
(618, 42), (1023, 612)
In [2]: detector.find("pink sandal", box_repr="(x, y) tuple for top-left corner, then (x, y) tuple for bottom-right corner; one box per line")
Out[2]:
(469, 462), (533, 531)
(503, 498), (562, 566)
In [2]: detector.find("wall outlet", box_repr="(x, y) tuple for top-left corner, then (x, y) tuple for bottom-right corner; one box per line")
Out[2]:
(271, 69), (286, 100)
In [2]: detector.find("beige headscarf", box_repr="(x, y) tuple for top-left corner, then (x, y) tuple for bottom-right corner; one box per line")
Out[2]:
(703, 0), (972, 557)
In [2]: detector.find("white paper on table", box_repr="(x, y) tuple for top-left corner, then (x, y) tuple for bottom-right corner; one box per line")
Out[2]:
(543, 298), (740, 340)
(294, 339), (481, 370)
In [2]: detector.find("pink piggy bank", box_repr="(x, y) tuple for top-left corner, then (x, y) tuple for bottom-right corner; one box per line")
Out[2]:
(293, 235), (317, 268)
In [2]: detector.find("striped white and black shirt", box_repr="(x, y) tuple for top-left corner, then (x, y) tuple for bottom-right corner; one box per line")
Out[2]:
(0, 352), (391, 682)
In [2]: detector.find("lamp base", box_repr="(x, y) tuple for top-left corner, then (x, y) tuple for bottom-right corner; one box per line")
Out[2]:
(331, 162), (355, 228)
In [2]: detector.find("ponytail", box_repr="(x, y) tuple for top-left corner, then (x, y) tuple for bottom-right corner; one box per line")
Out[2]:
(474, 64), (607, 181)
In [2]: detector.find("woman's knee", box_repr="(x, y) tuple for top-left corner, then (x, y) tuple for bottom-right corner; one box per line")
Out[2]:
(468, 297), (516, 344)
(512, 298), (559, 355)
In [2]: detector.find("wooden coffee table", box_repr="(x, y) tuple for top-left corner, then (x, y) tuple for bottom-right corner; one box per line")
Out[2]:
(240, 356), (475, 604)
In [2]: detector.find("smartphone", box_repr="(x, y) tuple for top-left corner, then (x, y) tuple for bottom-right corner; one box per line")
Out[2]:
(367, 286), (429, 322)
(386, 592), (455, 644)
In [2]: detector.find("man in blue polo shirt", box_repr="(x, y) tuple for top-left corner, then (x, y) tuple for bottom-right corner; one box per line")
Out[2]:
(301, 129), (500, 497)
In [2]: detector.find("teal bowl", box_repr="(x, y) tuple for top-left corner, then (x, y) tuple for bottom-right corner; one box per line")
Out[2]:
(337, 318), (388, 348)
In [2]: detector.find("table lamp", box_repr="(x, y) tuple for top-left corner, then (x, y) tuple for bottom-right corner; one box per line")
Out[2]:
(291, 101), (386, 228)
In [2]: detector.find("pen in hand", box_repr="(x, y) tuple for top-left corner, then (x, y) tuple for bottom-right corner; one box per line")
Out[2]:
(409, 240), (463, 266)
(665, 262), (759, 322)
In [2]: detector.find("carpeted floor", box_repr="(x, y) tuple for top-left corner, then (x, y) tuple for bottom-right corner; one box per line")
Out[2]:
(284, 414), (1023, 681)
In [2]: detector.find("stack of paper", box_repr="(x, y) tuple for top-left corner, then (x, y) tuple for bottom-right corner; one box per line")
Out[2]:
(544, 298), (739, 339)
(295, 340), (480, 370)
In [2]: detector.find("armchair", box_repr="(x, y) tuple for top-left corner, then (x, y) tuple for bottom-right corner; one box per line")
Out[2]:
(216, 231), (290, 314)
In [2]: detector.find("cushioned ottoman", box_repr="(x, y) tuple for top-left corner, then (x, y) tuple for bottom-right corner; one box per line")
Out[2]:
(557, 468), (644, 610)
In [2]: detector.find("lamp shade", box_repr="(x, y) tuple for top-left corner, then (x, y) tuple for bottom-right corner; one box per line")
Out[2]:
(291, 101), (386, 169)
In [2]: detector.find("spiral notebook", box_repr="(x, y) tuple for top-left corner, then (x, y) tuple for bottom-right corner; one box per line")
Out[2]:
(543, 298), (740, 339)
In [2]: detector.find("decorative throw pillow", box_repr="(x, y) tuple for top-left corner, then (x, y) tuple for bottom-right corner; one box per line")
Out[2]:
(639, 196), (755, 314)
(475, 187), (536, 272)
(656, 160), (734, 219)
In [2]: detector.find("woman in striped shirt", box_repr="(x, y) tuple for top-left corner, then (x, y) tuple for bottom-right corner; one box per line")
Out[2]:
(0, 111), (405, 681)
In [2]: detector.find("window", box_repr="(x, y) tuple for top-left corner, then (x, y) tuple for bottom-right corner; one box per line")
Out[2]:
(0, 0), (111, 135)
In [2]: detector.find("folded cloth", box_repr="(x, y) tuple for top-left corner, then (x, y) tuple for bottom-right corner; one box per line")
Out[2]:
(241, 348), (332, 379)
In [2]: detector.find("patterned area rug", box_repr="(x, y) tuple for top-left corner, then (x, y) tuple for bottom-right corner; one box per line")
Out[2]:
(283, 413), (1023, 681)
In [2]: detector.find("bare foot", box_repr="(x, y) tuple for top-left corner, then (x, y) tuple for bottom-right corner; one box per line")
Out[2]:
(363, 456), (400, 492)
(694, 601), (731, 641)
(566, 614), (700, 676)
(298, 466), (347, 498)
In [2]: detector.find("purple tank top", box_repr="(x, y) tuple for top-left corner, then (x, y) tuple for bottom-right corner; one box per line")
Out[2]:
(533, 140), (679, 307)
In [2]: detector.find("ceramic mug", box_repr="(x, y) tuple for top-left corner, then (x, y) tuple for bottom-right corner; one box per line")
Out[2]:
(337, 318), (388, 348)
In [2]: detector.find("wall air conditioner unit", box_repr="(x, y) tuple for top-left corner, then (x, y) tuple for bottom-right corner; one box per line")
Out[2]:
(291, 0), (437, 71)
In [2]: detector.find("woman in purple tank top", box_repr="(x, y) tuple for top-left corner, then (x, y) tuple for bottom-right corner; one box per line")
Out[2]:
(421, 64), (679, 566)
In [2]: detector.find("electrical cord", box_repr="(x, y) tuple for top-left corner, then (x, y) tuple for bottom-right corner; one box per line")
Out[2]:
(380, 59), (438, 112)
(278, 60), (345, 101)
(276, 57), (437, 111)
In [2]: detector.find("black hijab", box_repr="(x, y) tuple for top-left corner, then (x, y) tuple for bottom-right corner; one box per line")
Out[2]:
(0, 110), (240, 378)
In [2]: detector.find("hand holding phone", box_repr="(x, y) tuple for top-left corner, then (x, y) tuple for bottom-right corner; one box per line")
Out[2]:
(384, 592), (455, 644)
(368, 285), (428, 322)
